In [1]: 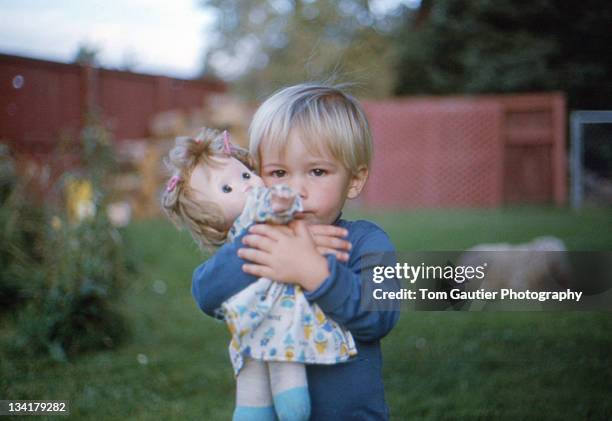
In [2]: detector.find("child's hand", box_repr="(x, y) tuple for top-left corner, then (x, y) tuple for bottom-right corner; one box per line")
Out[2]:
(308, 225), (351, 262)
(238, 221), (330, 292)
(270, 188), (296, 213)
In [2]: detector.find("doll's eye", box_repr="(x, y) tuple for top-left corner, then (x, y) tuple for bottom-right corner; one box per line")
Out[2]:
(242, 172), (251, 179)
(222, 185), (232, 193)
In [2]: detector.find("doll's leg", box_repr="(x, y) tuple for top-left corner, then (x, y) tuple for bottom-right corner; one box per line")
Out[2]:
(234, 358), (277, 421)
(268, 362), (310, 421)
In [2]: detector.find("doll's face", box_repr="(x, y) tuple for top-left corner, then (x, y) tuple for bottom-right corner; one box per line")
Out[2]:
(189, 156), (264, 227)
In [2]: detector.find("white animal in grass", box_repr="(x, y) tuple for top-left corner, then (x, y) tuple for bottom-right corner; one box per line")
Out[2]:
(458, 236), (571, 310)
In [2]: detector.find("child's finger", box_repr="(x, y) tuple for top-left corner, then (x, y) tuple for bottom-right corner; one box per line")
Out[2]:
(248, 223), (292, 240)
(242, 234), (276, 252)
(242, 264), (275, 279)
(316, 247), (350, 262)
(237, 247), (273, 266)
(308, 225), (348, 238)
(312, 234), (352, 251)
(289, 220), (311, 237)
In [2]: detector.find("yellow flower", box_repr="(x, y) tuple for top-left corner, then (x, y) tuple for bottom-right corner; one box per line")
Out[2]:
(65, 178), (95, 223)
(51, 216), (62, 231)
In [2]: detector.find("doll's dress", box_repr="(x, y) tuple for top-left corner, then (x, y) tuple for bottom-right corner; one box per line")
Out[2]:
(222, 185), (357, 376)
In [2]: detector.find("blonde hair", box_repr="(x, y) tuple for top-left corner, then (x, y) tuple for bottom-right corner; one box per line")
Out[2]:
(161, 128), (254, 251)
(249, 83), (372, 174)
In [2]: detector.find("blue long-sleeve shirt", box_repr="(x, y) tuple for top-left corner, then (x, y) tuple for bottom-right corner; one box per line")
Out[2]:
(192, 218), (400, 420)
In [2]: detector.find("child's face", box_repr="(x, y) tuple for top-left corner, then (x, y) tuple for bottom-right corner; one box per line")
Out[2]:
(260, 130), (363, 225)
(189, 156), (263, 227)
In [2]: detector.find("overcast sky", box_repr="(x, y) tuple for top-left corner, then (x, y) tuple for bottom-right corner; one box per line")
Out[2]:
(0, 0), (419, 80)
(0, 0), (215, 79)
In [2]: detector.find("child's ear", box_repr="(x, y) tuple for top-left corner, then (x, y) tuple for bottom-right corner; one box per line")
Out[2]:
(347, 166), (369, 199)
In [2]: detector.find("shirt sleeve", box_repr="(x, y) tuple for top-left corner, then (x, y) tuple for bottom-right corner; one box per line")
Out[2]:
(304, 222), (401, 342)
(191, 229), (258, 318)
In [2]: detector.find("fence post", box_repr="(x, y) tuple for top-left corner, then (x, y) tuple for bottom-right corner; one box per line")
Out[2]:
(552, 94), (567, 205)
(155, 76), (173, 114)
(81, 64), (99, 117)
(569, 112), (583, 209)
(569, 110), (612, 209)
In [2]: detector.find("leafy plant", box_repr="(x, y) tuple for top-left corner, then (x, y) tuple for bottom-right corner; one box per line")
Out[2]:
(0, 145), (46, 314)
(2, 116), (134, 361)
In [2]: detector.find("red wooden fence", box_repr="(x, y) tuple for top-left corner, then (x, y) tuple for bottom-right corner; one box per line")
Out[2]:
(0, 53), (225, 154)
(362, 93), (566, 207)
(1, 54), (567, 207)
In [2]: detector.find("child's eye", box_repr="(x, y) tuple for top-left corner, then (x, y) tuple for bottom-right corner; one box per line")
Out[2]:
(311, 168), (327, 176)
(242, 172), (251, 179)
(270, 170), (286, 178)
(222, 185), (232, 193)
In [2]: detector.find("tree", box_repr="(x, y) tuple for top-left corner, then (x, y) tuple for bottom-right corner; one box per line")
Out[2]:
(393, 0), (612, 109)
(74, 43), (101, 67)
(200, 0), (411, 99)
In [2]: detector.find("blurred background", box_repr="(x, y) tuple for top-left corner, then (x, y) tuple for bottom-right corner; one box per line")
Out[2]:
(1, 1), (611, 419)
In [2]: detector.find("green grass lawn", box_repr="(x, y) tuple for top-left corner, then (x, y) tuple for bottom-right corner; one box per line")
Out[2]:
(2, 207), (611, 420)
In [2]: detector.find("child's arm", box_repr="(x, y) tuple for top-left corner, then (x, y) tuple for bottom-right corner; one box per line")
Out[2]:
(303, 222), (400, 342)
(193, 223), (353, 318)
(191, 230), (258, 318)
(240, 220), (400, 342)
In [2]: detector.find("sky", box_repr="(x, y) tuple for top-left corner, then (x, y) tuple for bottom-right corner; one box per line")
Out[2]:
(0, 0), (215, 79)
(0, 0), (420, 80)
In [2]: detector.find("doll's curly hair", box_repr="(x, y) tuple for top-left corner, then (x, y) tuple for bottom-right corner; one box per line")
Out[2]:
(161, 128), (254, 251)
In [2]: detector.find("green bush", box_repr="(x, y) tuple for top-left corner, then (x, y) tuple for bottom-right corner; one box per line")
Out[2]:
(0, 145), (46, 314)
(10, 210), (129, 361)
(2, 117), (134, 361)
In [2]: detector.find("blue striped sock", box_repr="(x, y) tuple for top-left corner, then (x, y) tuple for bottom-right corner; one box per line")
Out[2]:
(233, 405), (277, 421)
(273, 386), (310, 421)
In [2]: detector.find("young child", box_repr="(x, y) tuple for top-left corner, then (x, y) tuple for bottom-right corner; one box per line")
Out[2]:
(161, 128), (358, 421)
(192, 83), (401, 419)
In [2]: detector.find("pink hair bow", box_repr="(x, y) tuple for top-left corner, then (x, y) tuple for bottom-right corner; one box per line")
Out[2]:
(222, 130), (232, 155)
(166, 175), (181, 192)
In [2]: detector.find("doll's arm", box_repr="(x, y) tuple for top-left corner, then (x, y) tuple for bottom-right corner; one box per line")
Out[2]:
(192, 230), (258, 318)
(252, 185), (303, 225)
(304, 222), (400, 342)
(269, 187), (297, 214)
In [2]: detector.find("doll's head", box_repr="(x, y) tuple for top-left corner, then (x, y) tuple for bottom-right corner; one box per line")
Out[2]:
(161, 128), (262, 250)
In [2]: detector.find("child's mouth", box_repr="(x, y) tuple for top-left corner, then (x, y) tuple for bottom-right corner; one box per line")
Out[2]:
(295, 212), (313, 220)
